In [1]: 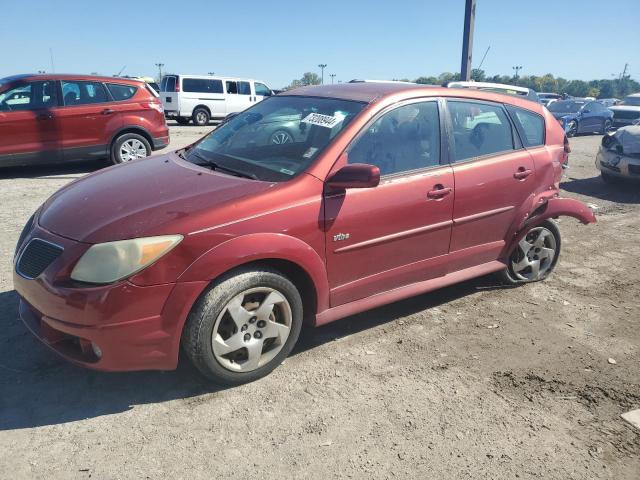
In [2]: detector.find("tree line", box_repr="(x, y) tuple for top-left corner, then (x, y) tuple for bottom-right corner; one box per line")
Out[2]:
(286, 70), (639, 99)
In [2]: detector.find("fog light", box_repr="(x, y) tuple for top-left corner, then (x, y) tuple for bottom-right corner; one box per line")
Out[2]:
(91, 342), (103, 360)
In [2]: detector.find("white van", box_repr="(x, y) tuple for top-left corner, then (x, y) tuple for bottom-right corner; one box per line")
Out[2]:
(160, 74), (273, 125)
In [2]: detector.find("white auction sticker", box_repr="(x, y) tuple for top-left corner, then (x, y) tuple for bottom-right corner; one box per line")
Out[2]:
(301, 113), (340, 128)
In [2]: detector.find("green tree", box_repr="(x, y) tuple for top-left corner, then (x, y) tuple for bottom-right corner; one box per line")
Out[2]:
(415, 76), (439, 85)
(565, 80), (590, 97)
(471, 68), (486, 82)
(286, 72), (321, 90)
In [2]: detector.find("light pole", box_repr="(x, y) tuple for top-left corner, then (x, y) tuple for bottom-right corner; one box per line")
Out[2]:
(512, 65), (523, 81)
(460, 0), (476, 81)
(330, 73), (336, 84)
(318, 64), (327, 84)
(155, 63), (165, 82)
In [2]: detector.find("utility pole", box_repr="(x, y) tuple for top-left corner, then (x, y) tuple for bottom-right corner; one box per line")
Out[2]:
(318, 64), (327, 84)
(512, 65), (523, 80)
(155, 63), (165, 82)
(330, 73), (336, 84)
(460, 0), (476, 81)
(49, 48), (55, 73)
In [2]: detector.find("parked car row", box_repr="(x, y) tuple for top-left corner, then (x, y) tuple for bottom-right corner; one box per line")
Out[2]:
(0, 74), (169, 167)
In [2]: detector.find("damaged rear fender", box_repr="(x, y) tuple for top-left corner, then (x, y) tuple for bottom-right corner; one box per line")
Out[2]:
(503, 197), (596, 257)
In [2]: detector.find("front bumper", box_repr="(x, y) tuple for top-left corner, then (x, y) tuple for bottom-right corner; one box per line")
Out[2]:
(13, 225), (208, 371)
(596, 147), (640, 179)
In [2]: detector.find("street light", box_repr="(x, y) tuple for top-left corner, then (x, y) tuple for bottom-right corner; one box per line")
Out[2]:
(318, 64), (327, 84)
(155, 62), (165, 82)
(512, 65), (523, 80)
(330, 73), (336, 84)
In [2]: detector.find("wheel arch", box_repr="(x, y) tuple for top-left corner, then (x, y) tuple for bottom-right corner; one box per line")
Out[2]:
(109, 125), (154, 151)
(178, 233), (330, 321)
(192, 105), (211, 117)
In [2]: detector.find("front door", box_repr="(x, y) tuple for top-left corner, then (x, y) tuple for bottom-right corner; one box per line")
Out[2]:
(445, 99), (536, 271)
(324, 100), (454, 306)
(0, 79), (61, 165)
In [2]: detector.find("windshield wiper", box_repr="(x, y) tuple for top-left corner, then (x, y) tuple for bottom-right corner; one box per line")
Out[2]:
(187, 149), (258, 180)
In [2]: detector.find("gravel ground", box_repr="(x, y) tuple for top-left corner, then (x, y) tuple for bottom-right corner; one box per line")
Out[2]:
(0, 126), (638, 479)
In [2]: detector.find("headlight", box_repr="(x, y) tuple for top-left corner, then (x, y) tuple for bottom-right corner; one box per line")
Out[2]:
(70, 235), (183, 284)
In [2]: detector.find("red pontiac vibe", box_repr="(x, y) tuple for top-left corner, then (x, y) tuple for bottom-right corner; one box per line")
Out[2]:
(13, 83), (596, 384)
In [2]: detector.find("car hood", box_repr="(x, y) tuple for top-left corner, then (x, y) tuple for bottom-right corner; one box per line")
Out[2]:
(609, 105), (640, 112)
(38, 153), (275, 243)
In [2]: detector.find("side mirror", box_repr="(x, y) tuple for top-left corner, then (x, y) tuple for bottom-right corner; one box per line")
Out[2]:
(326, 163), (380, 189)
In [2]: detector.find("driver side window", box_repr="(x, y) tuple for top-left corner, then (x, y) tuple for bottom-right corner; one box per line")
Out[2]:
(348, 101), (441, 176)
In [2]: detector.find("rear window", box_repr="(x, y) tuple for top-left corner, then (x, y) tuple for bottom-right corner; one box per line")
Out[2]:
(161, 76), (176, 92)
(238, 81), (251, 95)
(507, 105), (545, 147)
(107, 83), (138, 101)
(183, 78), (223, 94)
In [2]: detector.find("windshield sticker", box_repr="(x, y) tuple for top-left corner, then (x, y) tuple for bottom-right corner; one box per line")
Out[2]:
(303, 147), (318, 158)
(301, 113), (341, 129)
(279, 168), (295, 175)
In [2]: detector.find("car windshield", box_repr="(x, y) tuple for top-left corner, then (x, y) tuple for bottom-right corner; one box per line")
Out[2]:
(622, 96), (640, 106)
(548, 101), (584, 113)
(186, 96), (365, 182)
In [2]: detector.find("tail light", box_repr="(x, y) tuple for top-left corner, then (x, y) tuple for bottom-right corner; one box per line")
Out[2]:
(175, 80), (180, 92)
(141, 101), (164, 113)
(561, 135), (570, 169)
(563, 135), (571, 153)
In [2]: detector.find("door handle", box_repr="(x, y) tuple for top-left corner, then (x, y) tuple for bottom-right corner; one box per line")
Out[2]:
(427, 185), (452, 199)
(513, 168), (532, 180)
(36, 113), (53, 120)
(102, 108), (115, 115)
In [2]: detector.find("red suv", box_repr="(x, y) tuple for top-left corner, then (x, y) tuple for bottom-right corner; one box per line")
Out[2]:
(13, 83), (595, 385)
(0, 74), (169, 166)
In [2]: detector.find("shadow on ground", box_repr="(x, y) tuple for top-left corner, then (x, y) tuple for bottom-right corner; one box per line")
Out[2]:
(0, 160), (107, 180)
(0, 275), (503, 431)
(561, 175), (640, 204)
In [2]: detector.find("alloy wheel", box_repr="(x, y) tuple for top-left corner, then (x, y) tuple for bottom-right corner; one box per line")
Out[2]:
(211, 287), (292, 372)
(119, 139), (148, 162)
(196, 111), (208, 125)
(510, 226), (557, 281)
(567, 120), (578, 137)
(270, 130), (293, 145)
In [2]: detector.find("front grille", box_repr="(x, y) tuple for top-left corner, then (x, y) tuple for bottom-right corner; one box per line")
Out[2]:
(629, 164), (640, 175)
(613, 110), (640, 120)
(17, 239), (64, 279)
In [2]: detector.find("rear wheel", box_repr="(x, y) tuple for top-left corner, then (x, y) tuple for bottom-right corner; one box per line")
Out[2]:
(192, 108), (210, 126)
(182, 266), (303, 385)
(110, 133), (151, 165)
(499, 220), (561, 285)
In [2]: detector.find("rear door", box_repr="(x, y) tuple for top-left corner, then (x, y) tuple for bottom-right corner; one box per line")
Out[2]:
(0, 79), (61, 165)
(160, 75), (179, 114)
(444, 99), (535, 271)
(56, 80), (122, 160)
(324, 99), (454, 306)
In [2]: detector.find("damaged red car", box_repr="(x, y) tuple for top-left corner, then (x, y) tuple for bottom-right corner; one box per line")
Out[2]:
(13, 82), (595, 385)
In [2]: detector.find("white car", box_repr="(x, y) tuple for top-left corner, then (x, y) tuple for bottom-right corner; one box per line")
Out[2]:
(609, 93), (640, 129)
(160, 74), (273, 126)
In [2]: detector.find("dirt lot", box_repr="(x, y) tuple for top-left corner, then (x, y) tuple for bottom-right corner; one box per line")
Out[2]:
(0, 125), (638, 479)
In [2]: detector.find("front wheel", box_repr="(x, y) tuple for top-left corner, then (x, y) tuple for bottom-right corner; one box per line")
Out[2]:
(566, 120), (578, 137)
(182, 266), (303, 385)
(601, 119), (612, 134)
(110, 133), (151, 164)
(499, 220), (561, 285)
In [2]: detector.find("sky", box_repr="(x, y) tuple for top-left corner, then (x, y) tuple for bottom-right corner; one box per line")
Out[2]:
(2, 0), (638, 88)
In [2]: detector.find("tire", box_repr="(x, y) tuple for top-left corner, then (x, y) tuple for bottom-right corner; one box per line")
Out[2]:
(192, 108), (210, 126)
(499, 220), (561, 285)
(566, 120), (578, 137)
(601, 119), (612, 134)
(110, 133), (152, 165)
(182, 266), (303, 385)
(176, 117), (191, 126)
